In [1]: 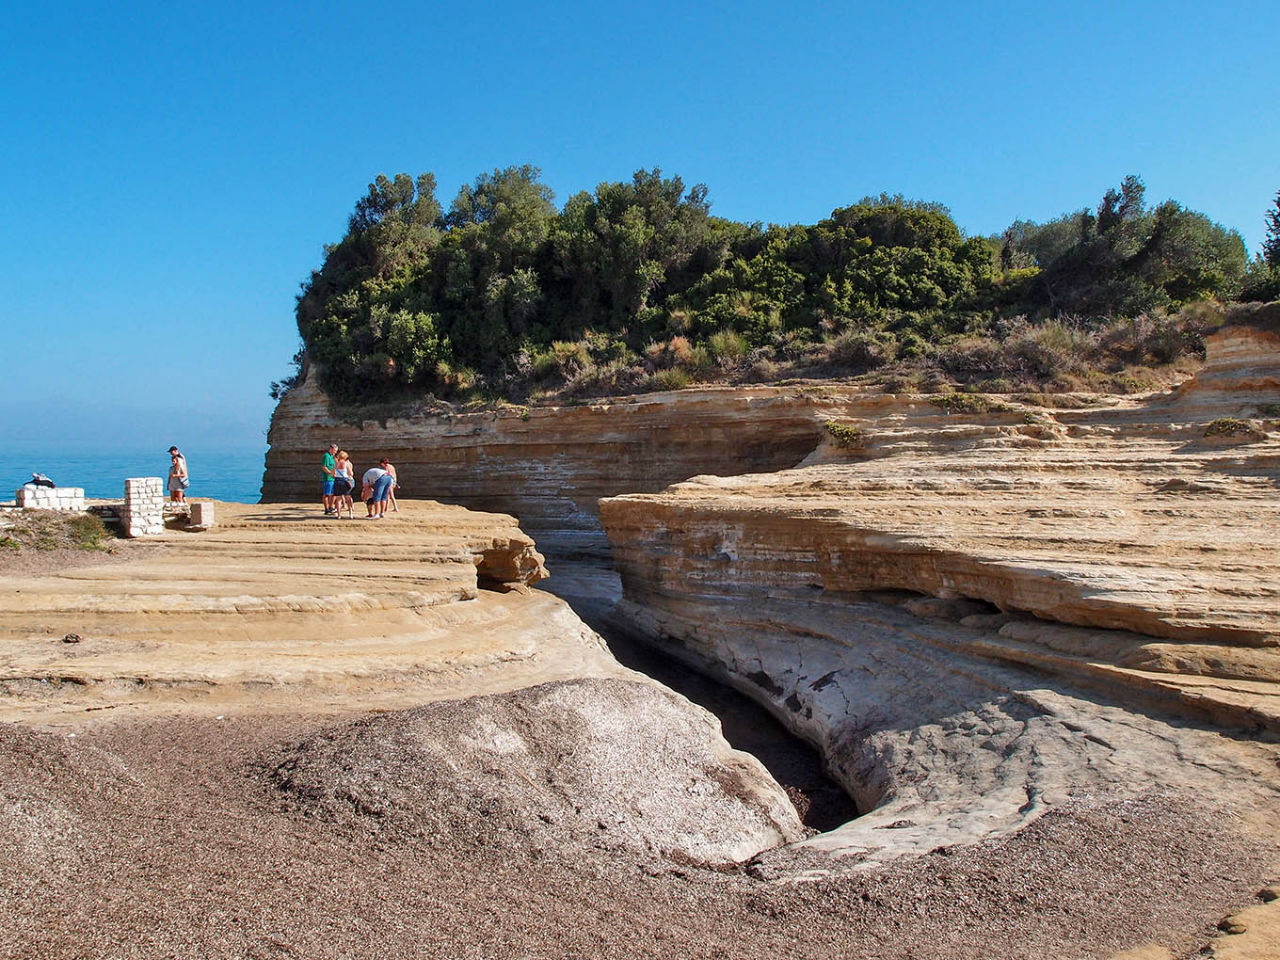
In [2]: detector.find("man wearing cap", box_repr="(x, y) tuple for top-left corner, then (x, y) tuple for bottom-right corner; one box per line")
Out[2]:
(321, 443), (337, 515)
(167, 446), (189, 503)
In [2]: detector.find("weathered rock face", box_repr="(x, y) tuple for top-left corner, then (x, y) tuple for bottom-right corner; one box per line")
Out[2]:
(599, 324), (1280, 865)
(0, 500), (804, 871)
(271, 677), (805, 865)
(262, 379), (909, 556)
(0, 501), (564, 722)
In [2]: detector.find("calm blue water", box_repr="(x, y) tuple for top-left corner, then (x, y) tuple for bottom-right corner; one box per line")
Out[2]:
(10, 448), (267, 504)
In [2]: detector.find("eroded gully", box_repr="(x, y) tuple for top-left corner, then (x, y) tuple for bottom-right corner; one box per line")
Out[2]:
(538, 560), (857, 832)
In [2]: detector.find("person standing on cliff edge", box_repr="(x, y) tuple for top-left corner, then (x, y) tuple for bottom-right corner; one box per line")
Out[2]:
(167, 446), (189, 503)
(322, 442), (337, 515)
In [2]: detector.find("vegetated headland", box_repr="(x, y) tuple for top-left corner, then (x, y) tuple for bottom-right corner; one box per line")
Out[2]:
(5, 167), (1280, 960)
(281, 166), (1280, 415)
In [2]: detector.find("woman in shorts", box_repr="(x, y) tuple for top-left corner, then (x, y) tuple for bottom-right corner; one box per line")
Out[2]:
(167, 446), (189, 503)
(332, 451), (355, 518)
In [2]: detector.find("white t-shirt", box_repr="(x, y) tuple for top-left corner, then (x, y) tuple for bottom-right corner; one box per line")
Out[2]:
(362, 467), (388, 485)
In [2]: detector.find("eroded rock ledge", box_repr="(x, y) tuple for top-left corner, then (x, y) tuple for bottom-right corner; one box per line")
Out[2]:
(599, 324), (1280, 867)
(262, 382), (843, 556)
(0, 501), (563, 722)
(0, 500), (802, 871)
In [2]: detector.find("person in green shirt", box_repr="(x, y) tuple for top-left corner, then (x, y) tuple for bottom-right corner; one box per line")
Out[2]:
(322, 443), (337, 515)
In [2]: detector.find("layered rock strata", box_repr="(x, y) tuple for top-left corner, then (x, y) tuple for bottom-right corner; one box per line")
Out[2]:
(262, 379), (904, 556)
(0, 501), (557, 722)
(599, 324), (1280, 866)
(0, 499), (803, 870)
(263, 323), (1280, 566)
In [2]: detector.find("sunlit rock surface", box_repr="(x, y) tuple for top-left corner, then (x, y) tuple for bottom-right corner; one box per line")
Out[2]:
(262, 379), (901, 556)
(0, 500), (801, 869)
(599, 324), (1280, 866)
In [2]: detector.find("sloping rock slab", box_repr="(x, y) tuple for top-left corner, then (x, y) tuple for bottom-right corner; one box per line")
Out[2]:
(268, 677), (805, 866)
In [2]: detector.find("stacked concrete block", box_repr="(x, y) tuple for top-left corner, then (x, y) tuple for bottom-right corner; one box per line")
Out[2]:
(189, 501), (215, 529)
(15, 484), (86, 511)
(122, 477), (165, 537)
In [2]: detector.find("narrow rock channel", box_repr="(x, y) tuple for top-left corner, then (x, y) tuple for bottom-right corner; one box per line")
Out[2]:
(538, 560), (858, 833)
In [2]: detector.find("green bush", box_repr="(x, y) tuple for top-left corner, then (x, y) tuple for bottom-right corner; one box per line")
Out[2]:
(824, 421), (868, 448)
(707, 330), (749, 367)
(1203, 417), (1259, 438)
(928, 392), (1012, 415)
(290, 167), (1260, 406)
(649, 368), (692, 391)
(826, 330), (892, 371)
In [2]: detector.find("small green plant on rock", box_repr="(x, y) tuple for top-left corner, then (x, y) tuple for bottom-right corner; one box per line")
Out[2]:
(928, 393), (1012, 415)
(0, 512), (112, 552)
(1203, 417), (1260, 439)
(65, 513), (110, 550)
(824, 421), (869, 448)
(650, 368), (692, 391)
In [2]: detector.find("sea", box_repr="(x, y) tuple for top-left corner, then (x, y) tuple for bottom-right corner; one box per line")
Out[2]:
(10, 447), (268, 504)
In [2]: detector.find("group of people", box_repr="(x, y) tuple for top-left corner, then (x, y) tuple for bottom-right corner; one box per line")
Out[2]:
(321, 443), (399, 519)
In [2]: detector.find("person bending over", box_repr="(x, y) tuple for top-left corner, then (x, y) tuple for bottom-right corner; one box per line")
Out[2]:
(361, 463), (394, 519)
(379, 458), (400, 512)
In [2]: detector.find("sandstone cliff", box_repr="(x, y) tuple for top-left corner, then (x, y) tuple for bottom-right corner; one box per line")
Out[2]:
(263, 378), (916, 556)
(599, 324), (1280, 867)
(6, 324), (1280, 957)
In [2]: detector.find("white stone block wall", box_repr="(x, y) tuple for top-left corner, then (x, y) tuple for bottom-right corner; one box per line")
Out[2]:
(122, 477), (165, 537)
(15, 484), (86, 511)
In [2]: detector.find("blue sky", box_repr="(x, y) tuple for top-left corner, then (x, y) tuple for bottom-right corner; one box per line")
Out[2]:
(3, 0), (1278, 455)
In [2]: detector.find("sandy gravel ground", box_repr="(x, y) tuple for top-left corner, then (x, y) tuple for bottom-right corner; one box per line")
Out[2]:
(3, 711), (1274, 960)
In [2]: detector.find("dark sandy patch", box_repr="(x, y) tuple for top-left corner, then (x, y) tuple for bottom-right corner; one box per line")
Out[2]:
(1, 705), (1273, 960)
(0, 544), (147, 578)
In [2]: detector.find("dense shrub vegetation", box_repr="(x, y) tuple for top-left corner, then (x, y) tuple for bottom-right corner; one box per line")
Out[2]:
(288, 168), (1279, 405)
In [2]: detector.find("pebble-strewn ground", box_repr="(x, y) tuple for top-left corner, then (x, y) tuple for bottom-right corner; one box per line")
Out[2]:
(2, 713), (1274, 960)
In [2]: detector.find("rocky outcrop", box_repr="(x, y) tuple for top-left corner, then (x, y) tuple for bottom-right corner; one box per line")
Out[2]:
(1173, 315), (1280, 407)
(599, 323), (1280, 865)
(262, 378), (910, 556)
(262, 323), (1280, 566)
(0, 500), (565, 722)
(271, 677), (805, 866)
(0, 499), (804, 872)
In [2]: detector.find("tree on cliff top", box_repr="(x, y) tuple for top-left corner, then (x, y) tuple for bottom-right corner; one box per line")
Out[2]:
(287, 167), (1256, 405)
(549, 169), (721, 336)
(1264, 190), (1280, 268)
(1010, 175), (1247, 316)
